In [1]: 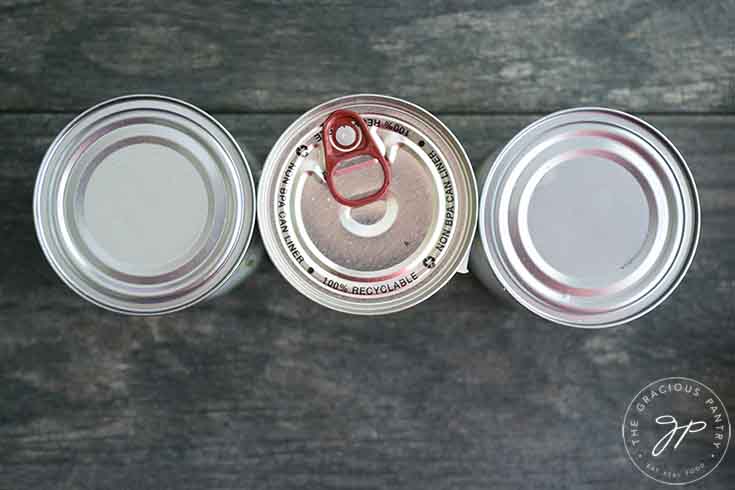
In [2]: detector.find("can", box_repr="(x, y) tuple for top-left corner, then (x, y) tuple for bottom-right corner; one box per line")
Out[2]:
(470, 108), (700, 328)
(34, 95), (262, 315)
(258, 94), (477, 315)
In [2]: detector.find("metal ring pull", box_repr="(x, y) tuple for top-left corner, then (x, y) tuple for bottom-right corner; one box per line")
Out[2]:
(322, 109), (391, 207)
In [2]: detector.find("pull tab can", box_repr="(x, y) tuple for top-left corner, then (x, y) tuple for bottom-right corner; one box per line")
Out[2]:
(258, 94), (478, 315)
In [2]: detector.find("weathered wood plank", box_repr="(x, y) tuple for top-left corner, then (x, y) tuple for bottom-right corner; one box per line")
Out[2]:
(0, 0), (733, 113)
(0, 112), (733, 489)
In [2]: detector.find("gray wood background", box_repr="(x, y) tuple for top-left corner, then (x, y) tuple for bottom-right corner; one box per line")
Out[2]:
(0, 1), (733, 489)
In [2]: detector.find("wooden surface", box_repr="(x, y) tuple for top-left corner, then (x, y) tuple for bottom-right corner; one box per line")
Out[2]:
(0, 1), (733, 489)
(1, 1), (734, 113)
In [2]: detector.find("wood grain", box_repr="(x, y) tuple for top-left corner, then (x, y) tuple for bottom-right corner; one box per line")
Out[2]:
(0, 0), (733, 113)
(0, 113), (732, 490)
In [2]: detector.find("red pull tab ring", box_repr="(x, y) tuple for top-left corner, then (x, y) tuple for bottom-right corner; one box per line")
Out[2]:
(322, 109), (391, 207)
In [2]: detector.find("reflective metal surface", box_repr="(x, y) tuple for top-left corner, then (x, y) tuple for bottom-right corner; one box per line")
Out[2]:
(471, 108), (700, 327)
(258, 94), (477, 315)
(34, 95), (258, 315)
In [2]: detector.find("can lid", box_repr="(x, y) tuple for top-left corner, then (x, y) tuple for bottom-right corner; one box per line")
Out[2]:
(258, 95), (477, 315)
(34, 95), (256, 314)
(478, 108), (700, 327)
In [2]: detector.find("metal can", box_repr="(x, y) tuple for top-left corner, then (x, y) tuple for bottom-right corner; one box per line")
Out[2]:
(34, 95), (262, 315)
(470, 108), (700, 328)
(258, 94), (477, 315)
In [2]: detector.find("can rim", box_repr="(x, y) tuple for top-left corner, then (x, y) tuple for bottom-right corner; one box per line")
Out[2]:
(33, 94), (257, 315)
(258, 94), (478, 315)
(477, 107), (701, 328)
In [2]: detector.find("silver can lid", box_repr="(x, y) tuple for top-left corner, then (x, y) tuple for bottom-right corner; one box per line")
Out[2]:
(34, 95), (256, 315)
(477, 108), (700, 327)
(258, 95), (477, 315)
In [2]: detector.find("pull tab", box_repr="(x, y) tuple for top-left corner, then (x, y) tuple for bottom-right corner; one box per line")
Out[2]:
(322, 109), (391, 207)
